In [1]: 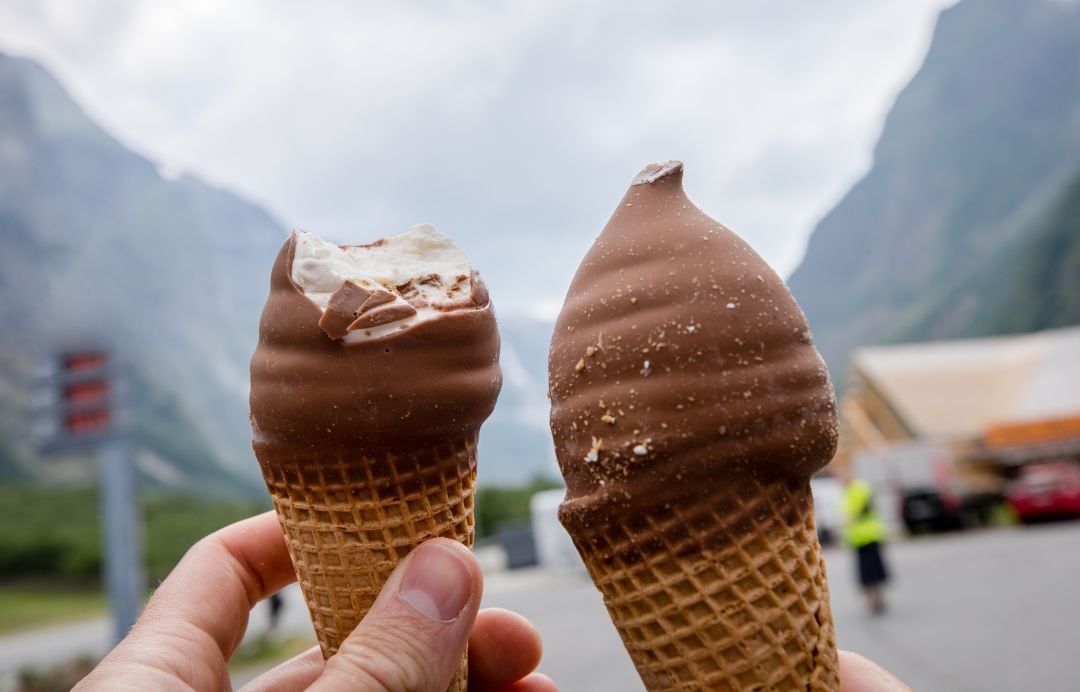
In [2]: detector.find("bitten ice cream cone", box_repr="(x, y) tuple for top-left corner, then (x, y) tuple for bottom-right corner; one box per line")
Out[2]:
(549, 162), (840, 691)
(249, 225), (501, 690)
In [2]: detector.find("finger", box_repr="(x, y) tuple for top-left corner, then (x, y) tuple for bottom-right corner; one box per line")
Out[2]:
(839, 650), (911, 692)
(310, 538), (482, 692)
(468, 608), (543, 690)
(495, 672), (558, 692)
(77, 511), (296, 690)
(137, 510), (296, 657)
(239, 645), (325, 692)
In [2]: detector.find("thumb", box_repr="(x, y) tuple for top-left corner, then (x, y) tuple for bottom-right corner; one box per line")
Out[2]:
(308, 538), (482, 692)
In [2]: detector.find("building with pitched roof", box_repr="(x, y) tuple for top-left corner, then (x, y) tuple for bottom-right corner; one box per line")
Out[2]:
(830, 326), (1080, 525)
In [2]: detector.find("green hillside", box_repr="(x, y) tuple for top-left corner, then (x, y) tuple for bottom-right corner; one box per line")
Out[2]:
(788, 0), (1080, 378)
(889, 168), (1080, 341)
(0, 51), (286, 492)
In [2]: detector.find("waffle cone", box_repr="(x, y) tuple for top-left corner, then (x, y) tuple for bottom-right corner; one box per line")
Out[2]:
(564, 477), (838, 691)
(258, 435), (478, 692)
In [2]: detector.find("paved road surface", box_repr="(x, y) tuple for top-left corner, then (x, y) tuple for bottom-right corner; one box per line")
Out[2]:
(2, 522), (1078, 691)
(484, 522), (1080, 692)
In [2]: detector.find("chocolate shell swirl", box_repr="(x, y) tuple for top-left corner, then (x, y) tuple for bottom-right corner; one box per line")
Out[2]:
(549, 162), (837, 518)
(250, 232), (501, 456)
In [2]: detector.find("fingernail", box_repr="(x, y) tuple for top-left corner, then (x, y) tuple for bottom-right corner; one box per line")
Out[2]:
(399, 541), (472, 622)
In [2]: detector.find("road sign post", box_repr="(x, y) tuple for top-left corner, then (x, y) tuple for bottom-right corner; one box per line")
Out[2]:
(98, 436), (142, 643)
(39, 348), (142, 644)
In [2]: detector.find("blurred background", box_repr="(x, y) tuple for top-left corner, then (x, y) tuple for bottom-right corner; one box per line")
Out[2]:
(0, 0), (1078, 689)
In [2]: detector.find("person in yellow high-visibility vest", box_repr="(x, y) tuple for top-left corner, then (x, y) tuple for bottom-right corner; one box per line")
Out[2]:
(843, 478), (890, 614)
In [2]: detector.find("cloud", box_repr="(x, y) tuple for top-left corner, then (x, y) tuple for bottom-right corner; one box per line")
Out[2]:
(0, 0), (954, 314)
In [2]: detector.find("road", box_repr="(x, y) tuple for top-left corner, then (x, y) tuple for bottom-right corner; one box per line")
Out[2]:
(483, 522), (1080, 692)
(2, 522), (1078, 691)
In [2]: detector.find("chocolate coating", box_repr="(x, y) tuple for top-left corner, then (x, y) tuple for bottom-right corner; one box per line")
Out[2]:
(318, 281), (372, 339)
(250, 232), (502, 456)
(550, 162), (837, 523)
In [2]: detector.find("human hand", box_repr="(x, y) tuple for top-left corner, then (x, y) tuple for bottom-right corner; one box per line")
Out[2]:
(838, 650), (911, 691)
(74, 511), (555, 691)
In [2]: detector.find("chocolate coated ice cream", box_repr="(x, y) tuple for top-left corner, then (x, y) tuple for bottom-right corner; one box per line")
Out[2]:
(550, 161), (838, 535)
(250, 228), (502, 458)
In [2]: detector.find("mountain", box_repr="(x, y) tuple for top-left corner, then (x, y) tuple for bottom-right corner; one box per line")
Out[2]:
(788, 0), (1080, 380)
(0, 51), (558, 491)
(0, 51), (285, 491)
(478, 314), (559, 485)
(891, 167), (1080, 341)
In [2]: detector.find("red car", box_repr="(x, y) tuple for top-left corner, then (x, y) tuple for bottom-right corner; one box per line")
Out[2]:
(1007, 461), (1080, 522)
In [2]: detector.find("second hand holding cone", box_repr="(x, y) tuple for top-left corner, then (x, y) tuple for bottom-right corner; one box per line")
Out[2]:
(549, 162), (840, 690)
(249, 225), (501, 692)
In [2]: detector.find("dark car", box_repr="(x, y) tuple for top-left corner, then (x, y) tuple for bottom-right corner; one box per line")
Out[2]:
(902, 487), (1002, 535)
(1007, 461), (1080, 523)
(902, 488), (964, 534)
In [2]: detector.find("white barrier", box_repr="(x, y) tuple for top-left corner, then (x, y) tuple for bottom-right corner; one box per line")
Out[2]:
(530, 489), (585, 571)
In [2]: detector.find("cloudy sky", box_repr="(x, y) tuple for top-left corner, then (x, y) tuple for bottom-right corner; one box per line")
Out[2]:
(0, 0), (953, 317)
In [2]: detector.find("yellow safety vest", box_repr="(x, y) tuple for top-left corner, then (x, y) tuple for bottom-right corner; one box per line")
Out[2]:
(843, 480), (887, 548)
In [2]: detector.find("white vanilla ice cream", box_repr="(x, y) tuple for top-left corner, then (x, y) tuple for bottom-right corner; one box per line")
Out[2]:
(291, 225), (477, 342)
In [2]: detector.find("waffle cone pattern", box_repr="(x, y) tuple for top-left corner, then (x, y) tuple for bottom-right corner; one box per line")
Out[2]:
(567, 477), (838, 691)
(259, 435), (477, 692)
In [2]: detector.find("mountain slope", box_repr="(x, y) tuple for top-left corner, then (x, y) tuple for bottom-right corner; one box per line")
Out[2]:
(0, 51), (286, 490)
(788, 0), (1080, 378)
(890, 166), (1080, 341)
(0, 51), (562, 489)
(478, 314), (559, 485)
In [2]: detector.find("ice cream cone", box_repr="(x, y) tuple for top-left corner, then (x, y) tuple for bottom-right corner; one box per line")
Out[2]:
(562, 476), (837, 690)
(549, 162), (840, 691)
(250, 227), (501, 692)
(257, 436), (477, 689)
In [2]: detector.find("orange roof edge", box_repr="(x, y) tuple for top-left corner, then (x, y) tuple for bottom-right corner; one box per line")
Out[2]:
(984, 415), (1080, 449)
